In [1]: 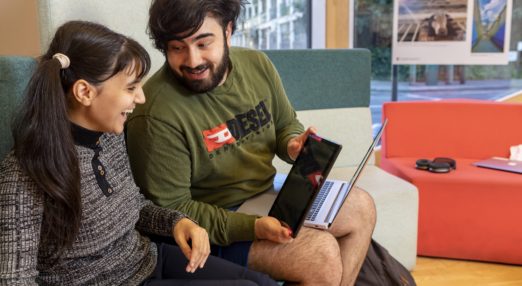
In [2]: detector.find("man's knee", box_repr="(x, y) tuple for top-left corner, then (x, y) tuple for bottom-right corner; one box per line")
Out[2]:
(351, 188), (376, 226)
(304, 232), (342, 284)
(315, 231), (341, 261)
(247, 230), (342, 284)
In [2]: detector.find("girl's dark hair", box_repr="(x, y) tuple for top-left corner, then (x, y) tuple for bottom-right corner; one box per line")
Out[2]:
(148, 0), (247, 53)
(12, 20), (150, 260)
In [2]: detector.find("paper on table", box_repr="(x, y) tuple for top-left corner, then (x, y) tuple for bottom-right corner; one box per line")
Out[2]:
(510, 144), (522, 161)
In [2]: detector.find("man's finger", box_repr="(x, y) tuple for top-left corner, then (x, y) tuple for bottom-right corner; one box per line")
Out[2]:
(280, 227), (294, 243)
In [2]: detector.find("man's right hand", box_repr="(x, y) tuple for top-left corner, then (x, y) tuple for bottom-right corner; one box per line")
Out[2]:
(254, 216), (294, 243)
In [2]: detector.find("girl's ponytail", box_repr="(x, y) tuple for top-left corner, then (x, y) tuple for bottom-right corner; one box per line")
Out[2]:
(13, 54), (81, 258)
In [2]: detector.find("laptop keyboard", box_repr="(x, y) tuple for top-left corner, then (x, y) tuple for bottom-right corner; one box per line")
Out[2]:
(306, 181), (334, 221)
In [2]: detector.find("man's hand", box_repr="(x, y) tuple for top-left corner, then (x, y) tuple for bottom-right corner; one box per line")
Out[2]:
(287, 126), (317, 161)
(172, 218), (210, 273)
(255, 216), (294, 243)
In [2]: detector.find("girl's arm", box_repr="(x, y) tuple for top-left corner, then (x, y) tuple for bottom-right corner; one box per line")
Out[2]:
(0, 155), (43, 285)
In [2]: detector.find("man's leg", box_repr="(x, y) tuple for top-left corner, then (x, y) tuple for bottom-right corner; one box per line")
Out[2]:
(247, 187), (375, 286)
(248, 227), (342, 285)
(329, 187), (376, 286)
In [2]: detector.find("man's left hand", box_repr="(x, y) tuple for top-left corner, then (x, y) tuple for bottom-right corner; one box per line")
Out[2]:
(287, 126), (317, 161)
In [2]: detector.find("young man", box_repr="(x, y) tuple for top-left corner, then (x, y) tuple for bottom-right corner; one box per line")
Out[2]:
(126, 0), (376, 285)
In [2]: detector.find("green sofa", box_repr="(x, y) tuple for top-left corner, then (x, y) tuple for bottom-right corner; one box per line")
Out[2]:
(0, 49), (419, 271)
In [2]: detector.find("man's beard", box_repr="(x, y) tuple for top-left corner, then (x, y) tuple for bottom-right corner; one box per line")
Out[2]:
(173, 43), (230, 93)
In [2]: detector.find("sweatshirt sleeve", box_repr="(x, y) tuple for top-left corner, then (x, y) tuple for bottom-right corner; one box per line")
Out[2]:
(126, 116), (257, 245)
(0, 155), (42, 286)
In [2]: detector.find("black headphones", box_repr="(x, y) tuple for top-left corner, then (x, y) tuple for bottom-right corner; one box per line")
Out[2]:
(416, 157), (456, 173)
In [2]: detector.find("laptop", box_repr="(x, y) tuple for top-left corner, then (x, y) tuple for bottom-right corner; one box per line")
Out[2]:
(237, 119), (388, 236)
(267, 133), (342, 237)
(473, 157), (522, 174)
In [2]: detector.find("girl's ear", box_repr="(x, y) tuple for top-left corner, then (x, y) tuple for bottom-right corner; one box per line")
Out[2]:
(71, 80), (96, 106)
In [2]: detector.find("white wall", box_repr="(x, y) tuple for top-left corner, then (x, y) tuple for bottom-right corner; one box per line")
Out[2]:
(38, 0), (165, 75)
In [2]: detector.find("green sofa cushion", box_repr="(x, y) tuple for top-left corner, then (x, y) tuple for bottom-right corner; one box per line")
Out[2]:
(0, 56), (37, 160)
(263, 49), (371, 111)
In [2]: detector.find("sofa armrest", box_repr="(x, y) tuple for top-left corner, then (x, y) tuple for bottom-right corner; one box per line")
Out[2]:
(329, 166), (418, 271)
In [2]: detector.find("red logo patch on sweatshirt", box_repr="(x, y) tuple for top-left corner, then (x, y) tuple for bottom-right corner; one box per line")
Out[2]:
(203, 123), (236, 152)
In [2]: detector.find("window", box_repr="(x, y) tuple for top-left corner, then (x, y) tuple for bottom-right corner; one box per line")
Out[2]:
(353, 0), (522, 132)
(232, 0), (312, 49)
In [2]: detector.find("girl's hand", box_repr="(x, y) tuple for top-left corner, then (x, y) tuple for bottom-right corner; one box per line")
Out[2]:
(172, 218), (210, 273)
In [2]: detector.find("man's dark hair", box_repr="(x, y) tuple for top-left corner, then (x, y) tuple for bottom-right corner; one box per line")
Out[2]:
(148, 0), (247, 53)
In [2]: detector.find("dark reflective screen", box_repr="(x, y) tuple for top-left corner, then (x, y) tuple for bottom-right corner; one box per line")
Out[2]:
(268, 135), (341, 237)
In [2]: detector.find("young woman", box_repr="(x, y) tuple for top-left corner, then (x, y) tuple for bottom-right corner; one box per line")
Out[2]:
(0, 21), (276, 286)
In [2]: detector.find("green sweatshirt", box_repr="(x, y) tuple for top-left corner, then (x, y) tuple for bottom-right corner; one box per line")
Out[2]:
(126, 47), (304, 245)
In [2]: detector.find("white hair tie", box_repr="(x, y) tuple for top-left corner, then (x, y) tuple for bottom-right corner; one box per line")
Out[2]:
(52, 53), (70, 69)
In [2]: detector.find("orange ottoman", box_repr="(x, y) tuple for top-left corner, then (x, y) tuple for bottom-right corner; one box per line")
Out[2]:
(380, 99), (522, 264)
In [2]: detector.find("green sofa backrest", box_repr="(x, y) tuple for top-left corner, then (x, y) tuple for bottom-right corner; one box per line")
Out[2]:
(0, 56), (37, 160)
(263, 49), (371, 110)
(263, 49), (374, 168)
(0, 50), (372, 162)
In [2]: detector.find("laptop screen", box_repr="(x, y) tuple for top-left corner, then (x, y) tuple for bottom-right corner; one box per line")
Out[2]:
(327, 119), (388, 223)
(268, 134), (342, 237)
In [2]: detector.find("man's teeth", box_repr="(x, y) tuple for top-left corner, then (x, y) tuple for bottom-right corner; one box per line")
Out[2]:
(189, 68), (206, 74)
(123, 109), (134, 115)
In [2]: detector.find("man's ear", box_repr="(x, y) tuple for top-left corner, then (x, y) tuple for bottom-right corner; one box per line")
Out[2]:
(71, 79), (96, 106)
(225, 21), (233, 47)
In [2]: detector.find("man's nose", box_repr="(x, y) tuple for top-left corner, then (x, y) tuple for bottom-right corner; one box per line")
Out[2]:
(185, 47), (203, 68)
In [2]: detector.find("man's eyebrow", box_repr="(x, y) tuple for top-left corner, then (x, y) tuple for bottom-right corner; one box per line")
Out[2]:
(192, 33), (214, 42)
(169, 33), (215, 45)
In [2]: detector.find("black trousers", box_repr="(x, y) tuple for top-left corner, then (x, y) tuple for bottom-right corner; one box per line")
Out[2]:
(141, 243), (277, 286)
